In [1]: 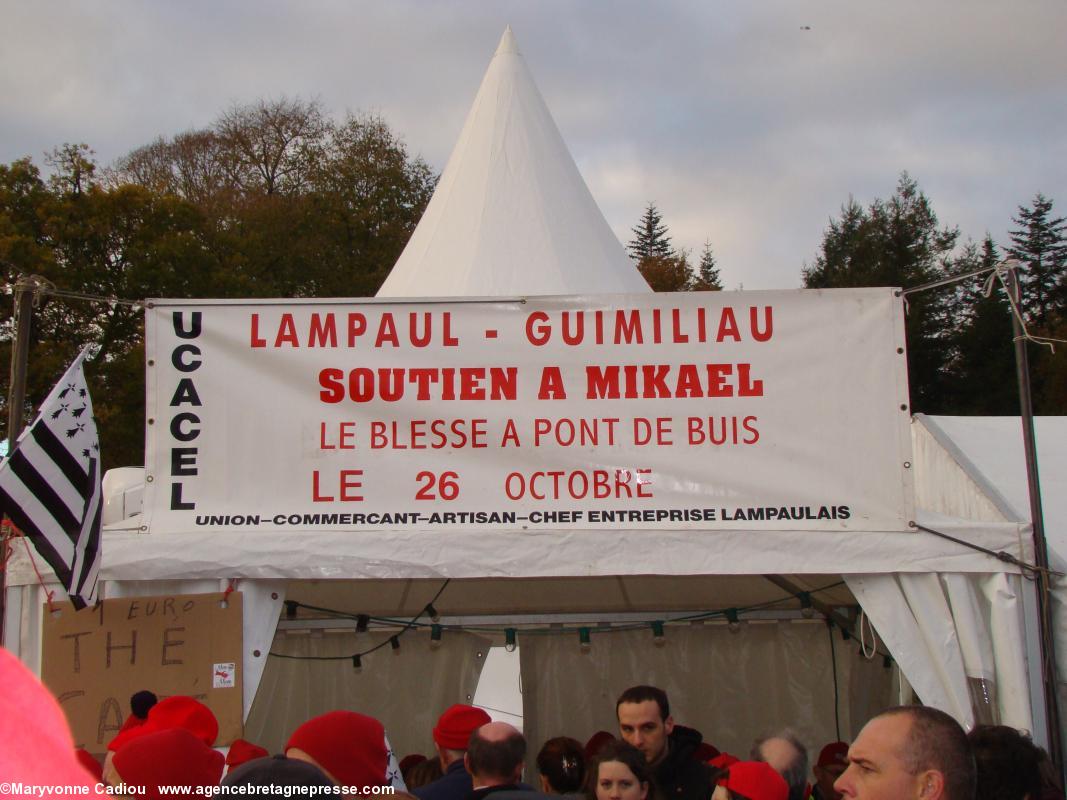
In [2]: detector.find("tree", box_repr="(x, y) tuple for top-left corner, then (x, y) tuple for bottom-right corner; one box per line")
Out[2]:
(1007, 193), (1067, 325)
(1, 147), (222, 467)
(637, 251), (693, 292)
(3, 99), (437, 465)
(803, 173), (960, 413)
(944, 237), (1017, 414)
(628, 202), (673, 260)
(692, 240), (722, 290)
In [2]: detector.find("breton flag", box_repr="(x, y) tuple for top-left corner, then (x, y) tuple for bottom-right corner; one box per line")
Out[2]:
(0, 346), (102, 608)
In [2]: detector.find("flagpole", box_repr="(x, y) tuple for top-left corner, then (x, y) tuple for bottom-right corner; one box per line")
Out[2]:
(1, 274), (45, 645)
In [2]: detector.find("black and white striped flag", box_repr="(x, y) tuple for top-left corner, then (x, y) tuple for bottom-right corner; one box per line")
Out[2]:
(0, 346), (102, 609)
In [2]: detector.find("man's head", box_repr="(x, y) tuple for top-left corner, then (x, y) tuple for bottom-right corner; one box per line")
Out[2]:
(751, 731), (808, 800)
(812, 742), (849, 800)
(967, 725), (1042, 800)
(616, 686), (674, 765)
(834, 707), (974, 800)
(465, 722), (527, 789)
(433, 704), (492, 769)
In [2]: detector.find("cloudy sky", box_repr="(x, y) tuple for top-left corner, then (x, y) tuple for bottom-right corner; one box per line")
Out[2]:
(3, 1), (1065, 290)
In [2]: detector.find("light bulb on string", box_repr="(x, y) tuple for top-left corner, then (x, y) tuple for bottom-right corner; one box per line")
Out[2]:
(352, 654), (363, 673)
(430, 624), (443, 650)
(799, 592), (815, 619)
(651, 620), (666, 647)
(505, 628), (517, 652)
(579, 627), (592, 653)
(726, 608), (742, 633)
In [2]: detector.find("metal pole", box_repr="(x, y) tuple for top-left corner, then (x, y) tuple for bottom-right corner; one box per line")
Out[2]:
(6, 277), (38, 450)
(1005, 267), (1063, 771)
(1, 275), (42, 646)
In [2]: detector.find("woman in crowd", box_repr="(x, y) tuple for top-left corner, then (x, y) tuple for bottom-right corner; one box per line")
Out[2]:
(586, 741), (651, 800)
(537, 736), (587, 797)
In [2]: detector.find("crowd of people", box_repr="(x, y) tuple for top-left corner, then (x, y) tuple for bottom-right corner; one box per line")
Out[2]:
(0, 646), (1061, 800)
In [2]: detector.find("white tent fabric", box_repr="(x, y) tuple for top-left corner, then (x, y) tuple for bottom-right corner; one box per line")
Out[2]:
(912, 414), (1067, 743)
(377, 27), (650, 298)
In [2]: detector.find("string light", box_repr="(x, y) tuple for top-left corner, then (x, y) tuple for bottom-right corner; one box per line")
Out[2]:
(651, 620), (666, 647)
(799, 592), (814, 618)
(726, 608), (741, 633)
(269, 580), (896, 667)
(352, 654), (363, 672)
(425, 603), (440, 622)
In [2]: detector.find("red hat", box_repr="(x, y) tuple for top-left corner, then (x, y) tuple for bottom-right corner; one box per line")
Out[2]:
(109, 695), (219, 752)
(287, 710), (404, 789)
(0, 647), (97, 791)
(433, 704), (492, 749)
(816, 741), (849, 768)
(584, 730), (616, 759)
(227, 738), (270, 768)
(709, 752), (741, 769)
(718, 761), (789, 800)
(75, 748), (104, 782)
(112, 728), (225, 800)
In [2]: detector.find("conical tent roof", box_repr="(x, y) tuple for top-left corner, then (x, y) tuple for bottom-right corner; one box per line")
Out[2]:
(378, 27), (650, 297)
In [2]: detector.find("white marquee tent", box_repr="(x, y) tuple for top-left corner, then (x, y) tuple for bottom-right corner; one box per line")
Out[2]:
(3, 28), (1057, 761)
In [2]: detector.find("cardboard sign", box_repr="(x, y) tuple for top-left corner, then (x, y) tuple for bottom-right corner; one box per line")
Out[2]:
(41, 591), (243, 751)
(143, 289), (914, 534)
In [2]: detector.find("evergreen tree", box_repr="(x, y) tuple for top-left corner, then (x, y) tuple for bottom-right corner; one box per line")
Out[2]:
(803, 173), (959, 413)
(945, 237), (1017, 414)
(692, 240), (722, 290)
(628, 202), (673, 260)
(1007, 193), (1067, 325)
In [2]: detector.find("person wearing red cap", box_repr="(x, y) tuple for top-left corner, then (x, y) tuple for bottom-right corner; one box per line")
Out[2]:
(226, 737), (271, 772)
(713, 761), (789, 800)
(104, 694), (220, 782)
(286, 709), (407, 790)
(0, 647), (97, 794)
(414, 704), (493, 800)
(106, 727), (225, 799)
(811, 743), (849, 800)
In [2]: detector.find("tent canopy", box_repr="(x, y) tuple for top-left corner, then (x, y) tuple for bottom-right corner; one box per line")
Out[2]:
(377, 27), (650, 298)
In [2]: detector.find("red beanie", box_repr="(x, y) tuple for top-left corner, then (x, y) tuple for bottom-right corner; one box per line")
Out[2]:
(709, 752), (740, 769)
(0, 648), (97, 791)
(75, 748), (104, 782)
(816, 741), (849, 768)
(227, 738), (270, 768)
(433, 704), (492, 749)
(718, 761), (789, 800)
(112, 728), (225, 800)
(287, 710), (396, 788)
(109, 695), (219, 752)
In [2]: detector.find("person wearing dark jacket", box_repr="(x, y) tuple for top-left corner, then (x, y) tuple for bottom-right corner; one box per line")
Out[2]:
(616, 686), (714, 800)
(415, 704), (493, 800)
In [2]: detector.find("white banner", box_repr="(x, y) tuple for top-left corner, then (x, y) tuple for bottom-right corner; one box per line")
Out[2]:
(143, 289), (914, 534)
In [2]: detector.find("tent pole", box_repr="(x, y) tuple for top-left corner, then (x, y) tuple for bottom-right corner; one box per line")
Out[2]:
(1004, 268), (1063, 771)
